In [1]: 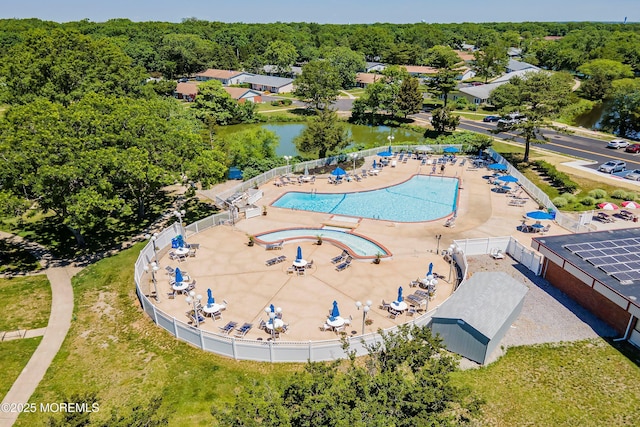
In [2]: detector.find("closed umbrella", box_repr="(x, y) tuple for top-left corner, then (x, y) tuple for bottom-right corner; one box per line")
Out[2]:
(303, 164), (309, 176)
(427, 262), (433, 276)
(331, 167), (347, 177)
(496, 175), (518, 183)
(331, 300), (340, 319)
(443, 146), (459, 153)
(270, 304), (275, 313)
(174, 268), (183, 284)
(397, 286), (403, 303)
(207, 288), (214, 307)
(597, 202), (619, 211)
(488, 163), (508, 171)
(622, 201), (639, 209)
(296, 246), (303, 262)
(372, 159), (377, 169)
(526, 211), (554, 220)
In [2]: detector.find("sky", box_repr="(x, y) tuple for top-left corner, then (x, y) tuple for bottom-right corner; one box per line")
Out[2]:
(0, 0), (637, 24)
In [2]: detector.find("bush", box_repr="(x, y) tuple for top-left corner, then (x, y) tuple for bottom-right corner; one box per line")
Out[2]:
(552, 197), (568, 208)
(611, 190), (628, 200)
(627, 192), (638, 201)
(560, 192), (577, 203)
(588, 189), (608, 199)
(580, 196), (596, 206)
(531, 160), (578, 193)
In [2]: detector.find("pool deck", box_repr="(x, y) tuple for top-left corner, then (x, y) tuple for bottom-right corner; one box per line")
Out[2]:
(149, 156), (573, 342)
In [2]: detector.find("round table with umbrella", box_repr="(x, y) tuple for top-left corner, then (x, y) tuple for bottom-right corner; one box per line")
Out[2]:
(331, 167), (347, 178)
(390, 286), (407, 312)
(443, 146), (459, 154)
(293, 245), (307, 268)
(327, 301), (345, 328)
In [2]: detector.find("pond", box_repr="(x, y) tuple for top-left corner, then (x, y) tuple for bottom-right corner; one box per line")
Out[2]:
(216, 123), (427, 156)
(573, 101), (608, 130)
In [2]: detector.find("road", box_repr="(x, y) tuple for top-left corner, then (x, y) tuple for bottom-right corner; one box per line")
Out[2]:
(411, 113), (640, 175)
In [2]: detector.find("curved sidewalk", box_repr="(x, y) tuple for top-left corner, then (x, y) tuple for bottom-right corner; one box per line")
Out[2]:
(0, 232), (75, 427)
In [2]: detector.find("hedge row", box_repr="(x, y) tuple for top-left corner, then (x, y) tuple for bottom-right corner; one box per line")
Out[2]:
(532, 160), (578, 193)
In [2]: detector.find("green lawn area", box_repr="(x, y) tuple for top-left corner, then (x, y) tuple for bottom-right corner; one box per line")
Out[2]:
(0, 275), (51, 331)
(451, 340), (640, 426)
(13, 243), (640, 426)
(0, 337), (42, 401)
(0, 238), (41, 274)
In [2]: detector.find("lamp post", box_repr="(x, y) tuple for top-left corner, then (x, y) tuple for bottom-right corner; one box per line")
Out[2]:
(435, 234), (442, 254)
(387, 134), (394, 146)
(185, 290), (203, 327)
(355, 300), (372, 334)
(151, 232), (159, 263)
(143, 261), (160, 301)
(448, 244), (458, 283)
(283, 155), (292, 174)
(349, 152), (358, 173)
(174, 209), (186, 243)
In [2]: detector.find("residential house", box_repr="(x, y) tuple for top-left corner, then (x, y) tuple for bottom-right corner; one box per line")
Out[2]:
(456, 82), (503, 105)
(262, 65), (302, 76)
(506, 59), (538, 74)
(454, 50), (475, 63)
(364, 62), (386, 73)
(355, 72), (381, 88)
(402, 65), (439, 77)
(242, 75), (294, 94)
(492, 68), (544, 84)
(457, 66), (476, 81)
(507, 47), (523, 58)
(194, 69), (250, 85)
(223, 87), (262, 103)
(174, 82), (199, 102)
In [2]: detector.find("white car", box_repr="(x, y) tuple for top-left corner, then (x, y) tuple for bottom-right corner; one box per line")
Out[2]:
(625, 169), (640, 181)
(607, 139), (629, 149)
(598, 160), (626, 174)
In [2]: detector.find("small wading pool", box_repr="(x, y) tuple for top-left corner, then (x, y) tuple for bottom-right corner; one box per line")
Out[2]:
(272, 175), (458, 222)
(255, 228), (390, 257)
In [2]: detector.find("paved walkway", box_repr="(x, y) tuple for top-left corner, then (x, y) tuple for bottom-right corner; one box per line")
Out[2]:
(0, 328), (47, 342)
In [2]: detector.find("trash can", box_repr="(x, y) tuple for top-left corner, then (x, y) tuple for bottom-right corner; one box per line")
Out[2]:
(634, 216), (638, 223)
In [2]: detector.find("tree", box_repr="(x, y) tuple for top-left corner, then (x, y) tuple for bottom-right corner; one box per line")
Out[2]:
(324, 46), (366, 89)
(213, 325), (481, 426)
(430, 106), (460, 133)
(192, 80), (257, 125)
(294, 110), (350, 159)
(397, 76), (423, 118)
(472, 43), (508, 83)
(264, 40), (298, 75)
(577, 59), (634, 100)
(426, 69), (458, 107)
(489, 71), (573, 162)
(600, 79), (640, 138)
(424, 45), (460, 69)
(294, 60), (341, 110)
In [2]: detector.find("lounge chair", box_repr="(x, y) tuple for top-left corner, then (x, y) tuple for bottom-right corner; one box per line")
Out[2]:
(219, 321), (237, 335)
(490, 248), (505, 259)
(596, 212), (615, 223)
(165, 266), (175, 275)
(331, 250), (348, 264)
(305, 259), (314, 269)
(335, 257), (352, 272)
(166, 290), (176, 299)
(265, 257), (278, 266)
(234, 323), (253, 338)
(266, 241), (284, 250)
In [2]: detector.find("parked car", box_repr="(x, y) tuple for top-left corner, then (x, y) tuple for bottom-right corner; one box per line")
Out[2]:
(624, 169), (640, 181)
(496, 113), (527, 130)
(483, 115), (501, 122)
(598, 160), (627, 174)
(607, 139), (629, 149)
(625, 144), (640, 153)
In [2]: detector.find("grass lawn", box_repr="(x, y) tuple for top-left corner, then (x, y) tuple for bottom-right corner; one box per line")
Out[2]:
(17, 244), (301, 427)
(0, 275), (51, 331)
(0, 239), (41, 274)
(0, 337), (42, 401)
(451, 340), (640, 426)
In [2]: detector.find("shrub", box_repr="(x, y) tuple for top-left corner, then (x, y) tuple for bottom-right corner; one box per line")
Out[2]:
(588, 189), (608, 199)
(552, 197), (568, 208)
(626, 192), (638, 201)
(611, 190), (628, 200)
(560, 192), (577, 203)
(531, 160), (578, 193)
(580, 196), (596, 206)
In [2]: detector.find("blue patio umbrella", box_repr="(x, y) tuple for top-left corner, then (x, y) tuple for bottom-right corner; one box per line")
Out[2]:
(443, 146), (459, 153)
(174, 267), (183, 284)
(378, 146), (393, 157)
(207, 288), (214, 306)
(397, 286), (404, 303)
(331, 167), (347, 177)
(497, 175), (518, 183)
(270, 304), (275, 313)
(296, 246), (303, 262)
(488, 163), (508, 171)
(526, 211), (554, 220)
(427, 262), (433, 276)
(331, 300), (340, 318)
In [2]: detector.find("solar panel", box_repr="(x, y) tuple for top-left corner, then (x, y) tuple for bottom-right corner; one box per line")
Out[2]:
(568, 236), (640, 284)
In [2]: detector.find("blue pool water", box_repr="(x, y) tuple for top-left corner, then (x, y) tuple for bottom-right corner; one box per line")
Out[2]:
(255, 228), (388, 257)
(272, 175), (458, 222)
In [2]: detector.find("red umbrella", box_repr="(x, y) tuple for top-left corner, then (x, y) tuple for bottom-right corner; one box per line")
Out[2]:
(621, 201), (639, 209)
(597, 202), (619, 211)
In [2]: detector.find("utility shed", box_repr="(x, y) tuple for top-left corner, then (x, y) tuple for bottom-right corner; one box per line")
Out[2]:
(430, 272), (528, 364)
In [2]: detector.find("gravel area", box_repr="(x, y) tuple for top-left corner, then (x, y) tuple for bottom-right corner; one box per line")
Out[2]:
(461, 254), (617, 367)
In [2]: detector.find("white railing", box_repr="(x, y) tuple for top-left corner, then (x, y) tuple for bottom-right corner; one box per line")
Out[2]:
(454, 236), (543, 275)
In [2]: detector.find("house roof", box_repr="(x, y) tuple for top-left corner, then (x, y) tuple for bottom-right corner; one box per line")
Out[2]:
(243, 74), (294, 88)
(454, 50), (475, 62)
(365, 62), (385, 70)
(507, 47), (523, 57)
(175, 82), (199, 95)
(543, 35), (563, 41)
(401, 65), (439, 75)
(195, 69), (245, 79)
(492, 68), (544, 84)
(262, 65), (302, 75)
(223, 87), (261, 99)
(458, 82), (504, 100)
(356, 72), (380, 85)
(532, 228), (640, 302)
(507, 59), (538, 72)
(432, 272), (528, 339)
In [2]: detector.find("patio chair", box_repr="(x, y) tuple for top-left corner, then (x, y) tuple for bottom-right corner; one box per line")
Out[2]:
(168, 251), (178, 260)
(305, 259), (314, 269)
(343, 315), (352, 326)
(212, 311), (223, 321)
(234, 323), (253, 338)
(334, 325), (345, 334)
(379, 299), (391, 310)
(331, 250), (348, 264)
(320, 323), (332, 332)
(165, 266), (175, 275)
(219, 321), (237, 335)
(189, 248), (197, 257)
(166, 291), (176, 299)
(490, 248), (505, 260)
(258, 319), (267, 330)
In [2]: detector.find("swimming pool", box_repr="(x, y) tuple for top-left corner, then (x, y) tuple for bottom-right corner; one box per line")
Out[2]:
(272, 175), (458, 222)
(255, 228), (390, 257)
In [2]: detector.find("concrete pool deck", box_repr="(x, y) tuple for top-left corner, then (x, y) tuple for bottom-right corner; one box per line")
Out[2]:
(149, 155), (572, 342)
